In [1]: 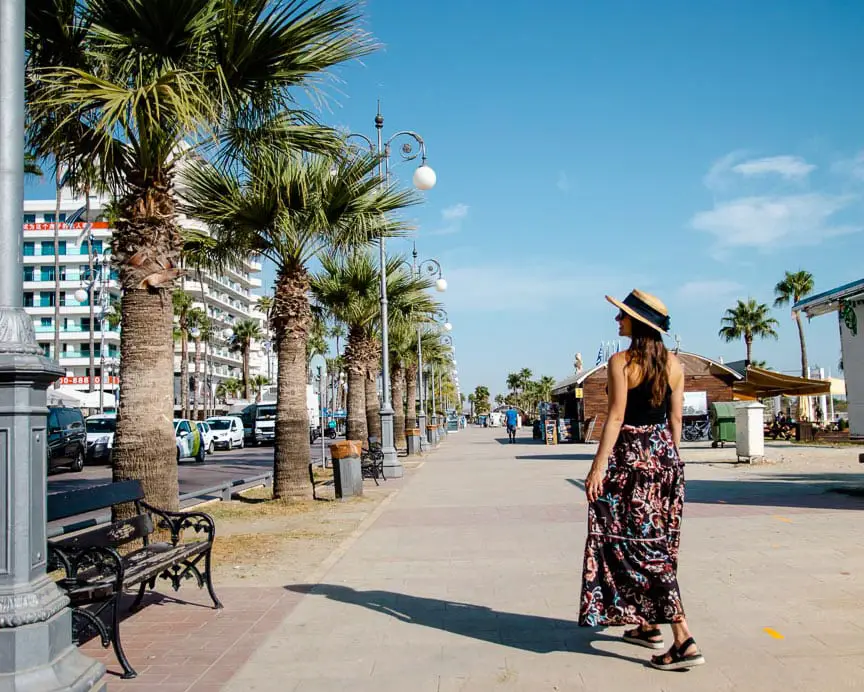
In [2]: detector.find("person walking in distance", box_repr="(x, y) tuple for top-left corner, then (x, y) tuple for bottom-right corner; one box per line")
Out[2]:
(505, 406), (519, 444)
(579, 289), (704, 671)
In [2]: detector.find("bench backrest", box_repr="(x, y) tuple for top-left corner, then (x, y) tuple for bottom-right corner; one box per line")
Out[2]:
(50, 513), (155, 552)
(47, 480), (145, 522)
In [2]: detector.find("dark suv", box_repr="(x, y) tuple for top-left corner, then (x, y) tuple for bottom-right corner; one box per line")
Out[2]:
(47, 406), (87, 473)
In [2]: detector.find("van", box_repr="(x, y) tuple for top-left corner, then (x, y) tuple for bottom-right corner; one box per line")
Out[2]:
(47, 406), (87, 472)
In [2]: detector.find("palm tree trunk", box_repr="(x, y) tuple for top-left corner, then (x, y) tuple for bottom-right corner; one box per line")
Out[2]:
(242, 344), (252, 401)
(193, 338), (202, 420)
(392, 361), (406, 450)
(272, 268), (312, 501)
(180, 327), (189, 418)
(745, 336), (753, 364)
(112, 285), (179, 516)
(365, 339), (382, 444)
(344, 325), (367, 443)
(405, 364), (418, 430)
(794, 311), (809, 378)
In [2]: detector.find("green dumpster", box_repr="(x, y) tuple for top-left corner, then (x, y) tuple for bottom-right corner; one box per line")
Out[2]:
(710, 402), (737, 448)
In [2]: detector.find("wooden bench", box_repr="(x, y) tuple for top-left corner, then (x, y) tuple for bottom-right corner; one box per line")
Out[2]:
(47, 480), (222, 679)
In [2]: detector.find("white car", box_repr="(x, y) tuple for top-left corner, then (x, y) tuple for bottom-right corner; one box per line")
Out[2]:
(205, 416), (245, 450)
(85, 414), (116, 464)
(196, 421), (215, 455)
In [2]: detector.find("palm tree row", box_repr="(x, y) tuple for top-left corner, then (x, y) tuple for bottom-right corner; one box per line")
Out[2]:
(719, 270), (815, 375)
(25, 0), (409, 510)
(503, 369), (556, 416)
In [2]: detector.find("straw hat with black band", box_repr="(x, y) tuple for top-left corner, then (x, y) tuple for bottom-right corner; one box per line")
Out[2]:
(605, 289), (671, 335)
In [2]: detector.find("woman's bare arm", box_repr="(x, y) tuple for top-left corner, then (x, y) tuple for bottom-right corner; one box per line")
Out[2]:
(667, 354), (684, 449)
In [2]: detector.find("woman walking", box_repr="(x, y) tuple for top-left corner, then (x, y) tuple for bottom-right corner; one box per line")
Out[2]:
(579, 289), (704, 671)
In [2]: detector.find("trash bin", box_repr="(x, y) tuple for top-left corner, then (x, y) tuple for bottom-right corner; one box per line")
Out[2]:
(710, 402), (737, 448)
(796, 421), (814, 442)
(330, 440), (363, 499)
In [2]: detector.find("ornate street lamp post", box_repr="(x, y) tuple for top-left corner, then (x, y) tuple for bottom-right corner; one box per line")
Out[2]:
(345, 105), (436, 477)
(0, 0), (105, 688)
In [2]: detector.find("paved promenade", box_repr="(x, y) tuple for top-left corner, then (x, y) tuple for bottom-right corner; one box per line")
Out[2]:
(213, 428), (864, 691)
(83, 428), (864, 690)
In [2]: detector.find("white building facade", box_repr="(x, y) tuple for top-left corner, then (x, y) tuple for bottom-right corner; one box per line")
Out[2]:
(22, 192), (266, 413)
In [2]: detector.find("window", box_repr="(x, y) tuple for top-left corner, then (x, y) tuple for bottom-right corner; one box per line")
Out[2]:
(58, 241), (67, 256)
(40, 317), (52, 328)
(23, 292), (34, 307)
(39, 292), (55, 307)
(39, 343), (50, 358)
(40, 241), (54, 256)
(91, 240), (103, 254)
(40, 266), (54, 281)
(59, 292), (66, 307)
(23, 242), (34, 256)
(23, 213), (36, 224)
(80, 318), (91, 331)
(43, 213), (67, 224)
(23, 266), (33, 282)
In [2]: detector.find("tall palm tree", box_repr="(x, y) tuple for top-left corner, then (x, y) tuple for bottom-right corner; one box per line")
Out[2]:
(24, 152), (43, 178)
(216, 377), (242, 402)
(181, 149), (417, 500)
(312, 253), (437, 446)
(173, 290), (194, 419)
(774, 270), (815, 378)
(228, 319), (263, 401)
(536, 375), (556, 405)
(27, 0), (374, 513)
(719, 299), (779, 363)
(251, 374), (271, 402)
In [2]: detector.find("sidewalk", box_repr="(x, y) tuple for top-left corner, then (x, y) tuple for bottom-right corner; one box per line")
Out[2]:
(213, 429), (864, 691)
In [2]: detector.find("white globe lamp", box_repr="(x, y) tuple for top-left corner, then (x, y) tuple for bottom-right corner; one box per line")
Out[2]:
(190, 327), (201, 339)
(74, 288), (88, 303)
(435, 278), (448, 293)
(413, 164), (437, 191)
(444, 322), (453, 332)
(223, 328), (233, 339)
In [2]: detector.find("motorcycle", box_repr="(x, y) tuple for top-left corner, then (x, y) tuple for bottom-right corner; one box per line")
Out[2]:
(325, 426), (337, 439)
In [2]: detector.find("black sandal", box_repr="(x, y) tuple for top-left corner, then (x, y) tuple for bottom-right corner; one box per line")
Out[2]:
(623, 625), (665, 650)
(650, 637), (705, 671)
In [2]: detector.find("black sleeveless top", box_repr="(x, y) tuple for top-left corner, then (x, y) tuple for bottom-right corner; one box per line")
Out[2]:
(623, 378), (671, 426)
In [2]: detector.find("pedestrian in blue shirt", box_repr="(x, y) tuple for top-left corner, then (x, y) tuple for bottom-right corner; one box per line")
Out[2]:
(505, 407), (519, 443)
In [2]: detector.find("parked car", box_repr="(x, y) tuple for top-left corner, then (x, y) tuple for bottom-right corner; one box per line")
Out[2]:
(86, 413), (116, 464)
(205, 416), (245, 450)
(174, 418), (205, 463)
(196, 420), (215, 455)
(47, 406), (86, 472)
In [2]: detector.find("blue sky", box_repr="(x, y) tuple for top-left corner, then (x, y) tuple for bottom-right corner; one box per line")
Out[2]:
(26, 1), (864, 400)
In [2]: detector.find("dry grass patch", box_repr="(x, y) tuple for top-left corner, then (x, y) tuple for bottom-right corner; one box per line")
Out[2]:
(213, 529), (328, 566)
(204, 485), (373, 523)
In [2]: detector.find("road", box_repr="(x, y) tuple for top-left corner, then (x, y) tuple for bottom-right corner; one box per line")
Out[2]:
(46, 438), (338, 498)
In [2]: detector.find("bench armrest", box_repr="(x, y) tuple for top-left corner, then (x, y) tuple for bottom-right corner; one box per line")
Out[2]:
(49, 544), (124, 587)
(140, 502), (216, 547)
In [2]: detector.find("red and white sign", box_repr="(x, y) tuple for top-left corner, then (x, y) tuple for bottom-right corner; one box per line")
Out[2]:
(59, 375), (119, 386)
(24, 221), (111, 232)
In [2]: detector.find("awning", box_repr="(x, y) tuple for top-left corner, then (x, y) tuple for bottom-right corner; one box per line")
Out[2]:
(732, 366), (831, 399)
(47, 387), (116, 409)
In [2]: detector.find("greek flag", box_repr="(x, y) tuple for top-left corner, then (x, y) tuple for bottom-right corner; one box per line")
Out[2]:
(595, 344), (604, 365)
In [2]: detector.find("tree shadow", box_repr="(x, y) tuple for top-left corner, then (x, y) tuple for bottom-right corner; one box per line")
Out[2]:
(517, 453), (595, 461)
(493, 437), (538, 446)
(285, 584), (647, 664)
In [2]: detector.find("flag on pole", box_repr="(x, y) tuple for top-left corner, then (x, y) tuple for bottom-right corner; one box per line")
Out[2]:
(595, 343), (604, 365)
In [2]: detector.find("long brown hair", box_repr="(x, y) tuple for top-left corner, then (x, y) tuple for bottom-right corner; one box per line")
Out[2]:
(626, 320), (669, 407)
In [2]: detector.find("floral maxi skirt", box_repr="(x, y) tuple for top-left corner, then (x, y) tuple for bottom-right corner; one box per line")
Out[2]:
(578, 424), (686, 626)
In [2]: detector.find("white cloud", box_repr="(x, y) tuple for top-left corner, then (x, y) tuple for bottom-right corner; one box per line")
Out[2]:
(731, 155), (815, 180)
(691, 193), (859, 251)
(703, 150), (747, 192)
(441, 203), (469, 221)
(832, 151), (864, 181)
(676, 280), (744, 302)
(556, 171), (571, 192)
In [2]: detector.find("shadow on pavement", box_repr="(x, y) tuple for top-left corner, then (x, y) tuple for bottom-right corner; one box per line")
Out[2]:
(493, 437), (539, 446)
(517, 453), (595, 461)
(285, 584), (647, 663)
(563, 474), (864, 512)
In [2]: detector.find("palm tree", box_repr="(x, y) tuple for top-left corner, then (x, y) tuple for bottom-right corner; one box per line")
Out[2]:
(216, 377), (242, 403)
(494, 393), (504, 407)
(228, 319), (263, 401)
(173, 290), (194, 419)
(27, 0), (374, 512)
(311, 252), (437, 446)
(774, 270), (815, 378)
(719, 299), (779, 363)
(536, 375), (556, 404)
(251, 374), (271, 402)
(467, 393), (476, 418)
(181, 148), (417, 500)
(24, 152), (43, 178)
